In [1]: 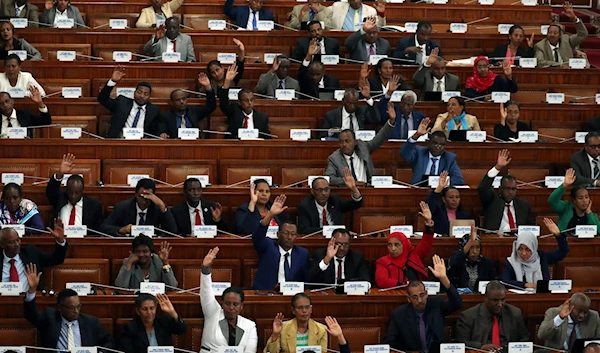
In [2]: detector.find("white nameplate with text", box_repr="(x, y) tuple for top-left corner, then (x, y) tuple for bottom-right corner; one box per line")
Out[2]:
(65, 225), (87, 238)
(508, 342), (533, 353)
(478, 281), (490, 294)
(2, 173), (24, 185)
(123, 128), (143, 140)
(66, 282), (91, 296)
(178, 128), (199, 140)
(217, 53), (237, 64)
(452, 226), (471, 238)
(423, 281), (441, 295)
(266, 226), (279, 239)
(546, 93), (565, 104)
(131, 225), (155, 237)
(193, 225), (217, 238)
(275, 89), (295, 101)
(109, 19), (128, 29)
(548, 280), (572, 293)
(323, 225), (344, 238)
(576, 225), (597, 238)
(162, 52), (181, 63)
(238, 128), (259, 140)
(544, 176), (564, 188)
(290, 129), (311, 141)
(518, 225), (540, 237)
(208, 20), (226, 30)
(57, 50), (76, 61)
(466, 131), (486, 142)
(0, 282), (22, 295)
(10, 18), (27, 28)
(140, 282), (166, 296)
(7, 127), (26, 138)
(250, 175), (272, 185)
(520, 58), (537, 68)
(390, 225), (413, 237)
(281, 281), (304, 295)
(212, 282), (231, 296)
(356, 130), (375, 141)
(364, 345), (390, 353)
(127, 174), (150, 187)
(518, 131), (538, 143)
(321, 55), (339, 65)
(113, 51), (132, 62)
(61, 127), (82, 139)
(371, 176), (393, 188)
(441, 344), (465, 353)
(344, 281), (371, 295)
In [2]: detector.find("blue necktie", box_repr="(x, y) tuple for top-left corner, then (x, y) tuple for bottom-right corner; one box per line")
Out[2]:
(15, 7), (21, 16)
(131, 107), (142, 128)
(138, 212), (146, 225)
(283, 253), (291, 280)
(252, 11), (258, 30)
(309, 9), (316, 21)
(401, 115), (409, 139)
(429, 157), (438, 175)
(349, 156), (358, 180)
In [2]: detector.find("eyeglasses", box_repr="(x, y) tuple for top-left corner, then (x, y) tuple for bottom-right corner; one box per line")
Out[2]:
(294, 305), (313, 311)
(314, 187), (330, 193)
(409, 293), (427, 301)
(61, 304), (82, 311)
(587, 144), (600, 149)
(335, 242), (350, 247)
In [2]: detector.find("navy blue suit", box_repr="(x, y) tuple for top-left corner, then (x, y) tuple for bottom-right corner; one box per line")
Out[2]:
(378, 95), (425, 139)
(399, 141), (464, 185)
(251, 222), (309, 290)
(393, 36), (441, 63)
(234, 200), (287, 235)
(425, 190), (470, 235)
(224, 0), (274, 29)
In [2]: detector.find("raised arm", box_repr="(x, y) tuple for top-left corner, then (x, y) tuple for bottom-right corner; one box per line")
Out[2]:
(200, 247), (222, 317)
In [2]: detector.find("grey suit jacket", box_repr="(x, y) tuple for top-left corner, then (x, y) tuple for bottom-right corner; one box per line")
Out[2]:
(538, 306), (600, 350)
(143, 33), (196, 62)
(570, 149), (596, 187)
(412, 64), (461, 96)
(114, 254), (178, 290)
(325, 120), (394, 185)
(288, 3), (332, 29)
(456, 303), (529, 349)
(534, 20), (588, 67)
(39, 4), (85, 27)
(344, 29), (390, 62)
(0, 0), (38, 26)
(254, 72), (300, 98)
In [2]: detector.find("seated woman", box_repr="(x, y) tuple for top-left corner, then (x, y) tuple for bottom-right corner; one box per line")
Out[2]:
(115, 235), (178, 290)
(365, 59), (409, 94)
(432, 96), (480, 137)
(375, 201), (434, 288)
(118, 293), (187, 353)
(494, 100), (530, 141)
(502, 218), (570, 289)
(0, 182), (44, 233)
(425, 170), (470, 235)
(265, 293), (327, 353)
(136, 0), (184, 28)
(235, 179), (287, 235)
(0, 54), (46, 96)
(447, 225), (497, 291)
(491, 24), (534, 66)
(207, 38), (245, 92)
(0, 22), (41, 61)
(39, 0), (85, 28)
(465, 57), (518, 100)
(548, 168), (600, 233)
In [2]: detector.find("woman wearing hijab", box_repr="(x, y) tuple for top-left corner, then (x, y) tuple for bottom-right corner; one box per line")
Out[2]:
(375, 201), (434, 288)
(447, 225), (497, 291)
(425, 170), (471, 235)
(432, 96), (481, 138)
(464, 57), (518, 100)
(502, 218), (570, 289)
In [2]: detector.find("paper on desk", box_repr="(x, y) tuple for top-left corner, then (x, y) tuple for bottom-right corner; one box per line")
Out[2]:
(508, 289), (534, 294)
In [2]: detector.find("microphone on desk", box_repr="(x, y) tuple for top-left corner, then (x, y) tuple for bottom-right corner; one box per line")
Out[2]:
(26, 21), (53, 27)
(218, 228), (246, 238)
(143, 132), (165, 140)
(461, 94), (490, 103)
(391, 179), (415, 188)
(515, 179), (544, 189)
(389, 348), (409, 353)
(140, 55), (162, 62)
(256, 131), (278, 139)
(27, 52), (44, 61)
(294, 90), (321, 101)
(89, 283), (137, 294)
(24, 346), (71, 352)
(283, 178), (308, 188)
(155, 227), (184, 238)
(201, 129), (231, 136)
(179, 23), (193, 30)
(499, 281), (532, 292)
(410, 179), (430, 188)
(274, 22), (300, 32)
(338, 57), (365, 64)
(164, 284), (201, 296)
(97, 346), (127, 353)
(358, 227), (390, 238)
(225, 178), (251, 188)
(301, 228), (324, 239)
(310, 283), (344, 293)
(145, 176), (175, 188)
(82, 130), (106, 139)
(180, 88), (207, 97)
(486, 134), (509, 143)
(532, 344), (568, 353)
(24, 226), (51, 234)
(76, 53), (104, 61)
(28, 124), (62, 129)
(465, 345), (497, 353)
(387, 57), (418, 64)
(378, 283), (409, 292)
(466, 16), (490, 25)
(252, 92), (277, 100)
(86, 227), (115, 238)
(539, 226), (576, 239)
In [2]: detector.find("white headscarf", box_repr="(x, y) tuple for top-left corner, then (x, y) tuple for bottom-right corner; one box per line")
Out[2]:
(506, 231), (543, 283)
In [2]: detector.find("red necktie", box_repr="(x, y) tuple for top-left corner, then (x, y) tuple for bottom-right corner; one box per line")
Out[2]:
(171, 40), (177, 52)
(243, 116), (249, 128)
(322, 208), (328, 226)
(194, 209), (202, 225)
(8, 259), (18, 282)
(68, 206), (76, 226)
(492, 316), (500, 346)
(506, 204), (516, 231)
(336, 258), (343, 279)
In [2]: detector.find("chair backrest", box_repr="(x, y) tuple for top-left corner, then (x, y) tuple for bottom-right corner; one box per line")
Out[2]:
(41, 258), (110, 291)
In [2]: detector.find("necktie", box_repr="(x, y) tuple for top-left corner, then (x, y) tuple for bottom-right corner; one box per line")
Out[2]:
(349, 156), (358, 180)
(569, 323), (578, 350)
(353, 9), (359, 27)
(369, 44), (375, 56)
(401, 116), (409, 139)
(506, 204), (516, 231)
(348, 113), (355, 131)
(554, 48), (560, 63)
(309, 9), (316, 21)
(322, 208), (328, 226)
(593, 159), (599, 179)
(131, 107), (142, 128)
(436, 80), (442, 92)
(243, 115), (249, 129)
(180, 114), (187, 129)
(171, 39), (177, 52)
(418, 313), (427, 351)
(7, 118), (12, 128)
(336, 258), (343, 279)
(252, 11), (258, 30)
(278, 80), (284, 89)
(68, 206), (76, 226)
(67, 322), (75, 351)
(283, 252), (291, 280)
(138, 212), (146, 225)
(429, 157), (438, 175)
(492, 316), (501, 346)
(8, 259), (18, 282)
(15, 7), (21, 16)
(194, 209), (202, 225)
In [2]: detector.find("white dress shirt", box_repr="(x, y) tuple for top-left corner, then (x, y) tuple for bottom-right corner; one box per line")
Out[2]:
(487, 167), (515, 233)
(278, 246), (292, 284)
(341, 107), (359, 132)
(14, 4), (25, 16)
(2, 251), (28, 291)
(1, 108), (20, 137)
(315, 201), (332, 227)
(53, 8), (69, 27)
(126, 102), (146, 129)
(554, 314), (580, 350)
(136, 204), (149, 225)
(548, 42), (562, 64)
(59, 198), (84, 226)
(415, 34), (426, 64)
(241, 110), (255, 129)
(246, 11), (259, 30)
(344, 152), (367, 183)
(165, 37), (175, 53)
(319, 256), (346, 283)
(433, 76), (446, 92)
(188, 201), (205, 227)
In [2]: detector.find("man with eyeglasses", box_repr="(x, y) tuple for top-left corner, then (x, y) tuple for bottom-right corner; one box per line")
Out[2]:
(23, 263), (115, 349)
(383, 255), (462, 352)
(307, 228), (369, 287)
(570, 131), (600, 187)
(298, 171), (363, 235)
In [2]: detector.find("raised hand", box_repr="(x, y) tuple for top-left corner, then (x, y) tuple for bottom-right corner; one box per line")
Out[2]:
(25, 263), (41, 294)
(435, 170), (449, 193)
(269, 194), (288, 215)
(198, 73), (211, 90)
(233, 38), (245, 54)
(325, 237), (340, 261)
(426, 47), (439, 66)
(418, 201), (433, 224)
(58, 153), (75, 177)
(141, 191), (166, 211)
(156, 293), (177, 318)
(559, 298), (573, 319)
(499, 102), (507, 124)
(299, 4), (310, 20)
(343, 167), (356, 190)
(543, 217), (560, 237)
(495, 149), (512, 169)
(48, 218), (65, 243)
(202, 246), (219, 268)
(225, 62), (238, 84)
(271, 58), (281, 73)
(272, 313), (284, 336)
(28, 86), (44, 106)
(111, 65), (126, 82)
(125, 251), (139, 270)
(562, 1), (577, 21)
(526, 32), (535, 48)
(360, 62), (371, 80)
(428, 254), (447, 279)
(387, 75), (401, 95)
(119, 224), (133, 236)
(155, 24), (166, 40)
(563, 168), (576, 188)
(363, 17), (376, 32)
(249, 182), (258, 204)
(324, 316), (346, 344)
(309, 2), (321, 12)
(373, 0), (385, 14)
(211, 203), (223, 221)
(359, 79), (371, 100)
(414, 117), (431, 138)
(308, 39), (320, 57)
(45, 0), (52, 10)
(386, 101), (396, 120)
(501, 61), (512, 78)
(158, 241), (172, 265)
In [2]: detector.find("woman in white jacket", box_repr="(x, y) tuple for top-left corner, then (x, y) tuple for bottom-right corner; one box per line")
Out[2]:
(200, 247), (258, 353)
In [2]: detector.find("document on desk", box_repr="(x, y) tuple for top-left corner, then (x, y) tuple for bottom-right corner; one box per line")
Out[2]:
(508, 289), (534, 294)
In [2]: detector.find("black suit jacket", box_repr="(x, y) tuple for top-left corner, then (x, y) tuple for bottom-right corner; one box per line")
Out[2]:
(368, 75), (410, 95)
(99, 198), (177, 236)
(307, 248), (370, 285)
(218, 87), (270, 139)
(97, 81), (161, 138)
(393, 35), (441, 63)
(478, 174), (534, 232)
(319, 105), (380, 138)
(297, 194), (363, 234)
(382, 285), (463, 351)
(298, 63), (341, 100)
(118, 315), (187, 353)
(45, 176), (103, 231)
(159, 89), (217, 138)
(0, 108), (52, 137)
(570, 149), (596, 187)
(291, 36), (341, 62)
(491, 44), (534, 66)
(24, 296), (115, 348)
(171, 200), (229, 236)
(1, 243), (67, 290)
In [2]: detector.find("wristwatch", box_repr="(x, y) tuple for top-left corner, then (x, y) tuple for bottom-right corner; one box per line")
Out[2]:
(162, 264), (171, 273)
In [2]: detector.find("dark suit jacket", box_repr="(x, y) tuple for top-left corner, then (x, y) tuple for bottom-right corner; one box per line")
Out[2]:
(0, 108), (52, 137)
(252, 222), (309, 290)
(297, 194), (363, 234)
(24, 296), (115, 348)
(234, 200), (287, 235)
(119, 315), (187, 353)
(159, 89), (216, 138)
(1, 243), (67, 290)
(456, 303), (529, 348)
(298, 63), (341, 100)
(478, 174), (534, 232)
(45, 176), (103, 231)
(344, 30), (391, 62)
(425, 190), (470, 235)
(171, 200), (229, 236)
(378, 95), (425, 139)
(223, 0), (274, 28)
(99, 197), (177, 236)
(447, 251), (497, 290)
(399, 141), (465, 185)
(218, 87), (270, 139)
(393, 36), (442, 63)
(382, 284), (463, 351)
(97, 81), (161, 138)
(368, 75), (409, 94)
(0, 0), (39, 26)
(491, 44), (534, 66)
(319, 105), (380, 138)
(570, 149), (596, 187)
(291, 36), (341, 62)
(307, 248), (370, 285)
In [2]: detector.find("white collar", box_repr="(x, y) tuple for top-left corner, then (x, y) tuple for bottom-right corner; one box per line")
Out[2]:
(434, 76), (445, 83)
(3, 109), (17, 120)
(278, 245), (292, 256)
(55, 7), (67, 15)
(187, 201), (202, 212)
(415, 34), (423, 47)
(136, 203), (148, 213)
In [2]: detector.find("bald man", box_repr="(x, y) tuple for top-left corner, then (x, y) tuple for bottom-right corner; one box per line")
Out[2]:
(538, 293), (600, 350)
(585, 343), (600, 353)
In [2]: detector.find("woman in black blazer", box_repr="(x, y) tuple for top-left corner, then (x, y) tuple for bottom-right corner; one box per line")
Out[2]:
(119, 293), (187, 353)
(491, 24), (534, 66)
(494, 100), (530, 141)
(366, 58), (410, 94)
(235, 178), (287, 234)
(425, 171), (470, 235)
(447, 229), (497, 292)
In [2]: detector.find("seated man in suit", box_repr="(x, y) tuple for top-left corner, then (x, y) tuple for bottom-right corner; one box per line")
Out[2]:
(1, 219), (66, 291)
(383, 255), (463, 351)
(251, 194), (309, 290)
(400, 118), (465, 186)
(393, 21), (441, 65)
(291, 20), (340, 62)
(224, 0), (274, 30)
(143, 17), (195, 62)
(379, 84), (425, 140)
(298, 40), (341, 100)
(478, 149), (534, 234)
(289, 0), (332, 30)
(325, 111), (395, 186)
(39, 0), (85, 28)
(534, 2), (587, 67)
(344, 18), (390, 63)
(97, 66), (161, 138)
(297, 173), (363, 234)
(329, 0), (385, 31)
(171, 177), (228, 236)
(46, 153), (103, 231)
(0, 87), (51, 138)
(23, 263), (116, 349)
(100, 178), (177, 236)
(220, 64), (270, 139)
(319, 88), (380, 138)
(307, 229), (370, 286)
(570, 131), (600, 187)
(456, 281), (529, 349)
(158, 77), (216, 139)
(538, 293), (600, 350)
(255, 55), (300, 98)
(412, 48), (461, 99)
(0, 0), (39, 27)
